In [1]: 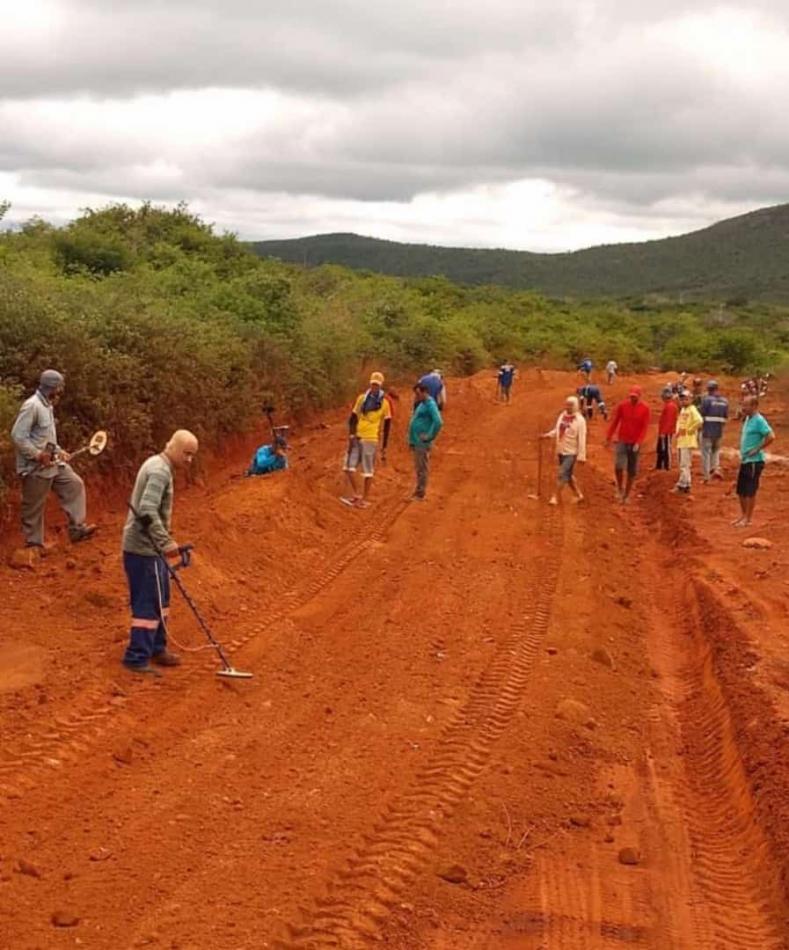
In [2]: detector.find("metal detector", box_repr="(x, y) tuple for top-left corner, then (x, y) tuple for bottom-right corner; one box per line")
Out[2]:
(262, 403), (289, 448)
(127, 503), (253, 680)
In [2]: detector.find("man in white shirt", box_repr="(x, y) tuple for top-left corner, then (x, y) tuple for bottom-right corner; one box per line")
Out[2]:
(542, 395), (587, 505)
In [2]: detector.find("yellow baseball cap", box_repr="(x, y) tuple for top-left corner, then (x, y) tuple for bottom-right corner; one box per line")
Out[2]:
(369, 372), (385, 385)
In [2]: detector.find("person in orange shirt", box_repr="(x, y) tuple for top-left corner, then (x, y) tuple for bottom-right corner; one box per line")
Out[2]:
(656, 387), (678, 470)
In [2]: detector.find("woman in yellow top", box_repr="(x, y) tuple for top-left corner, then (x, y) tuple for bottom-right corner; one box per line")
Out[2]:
(673, 390), (703, 494)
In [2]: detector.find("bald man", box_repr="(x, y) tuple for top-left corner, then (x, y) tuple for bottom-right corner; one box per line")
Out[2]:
(11, 369), (96, 547)
(121, 430), (198, 675)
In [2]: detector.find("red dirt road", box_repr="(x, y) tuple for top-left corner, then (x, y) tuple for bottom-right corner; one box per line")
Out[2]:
(1, 370), (788, 949)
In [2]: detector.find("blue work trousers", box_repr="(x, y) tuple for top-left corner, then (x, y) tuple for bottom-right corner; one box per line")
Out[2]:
(122, 552), (170, 667)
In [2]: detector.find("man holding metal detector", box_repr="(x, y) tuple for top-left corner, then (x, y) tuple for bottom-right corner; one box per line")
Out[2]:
(122, 430), (198, 676)
(11, 369), (98, 549)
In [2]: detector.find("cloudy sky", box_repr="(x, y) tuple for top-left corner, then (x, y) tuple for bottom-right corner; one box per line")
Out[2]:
(1, 0), (787, 251)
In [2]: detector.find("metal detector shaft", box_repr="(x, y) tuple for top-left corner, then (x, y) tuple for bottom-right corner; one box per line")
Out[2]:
(127, 502), (234, 672)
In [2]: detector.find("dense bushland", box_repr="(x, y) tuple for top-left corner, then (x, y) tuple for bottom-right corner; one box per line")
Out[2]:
(1, 202), (787, 513)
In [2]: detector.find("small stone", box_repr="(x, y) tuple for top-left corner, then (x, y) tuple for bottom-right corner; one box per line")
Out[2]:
(17, 859), (42, 878)
(89, 847), (112, 862)
(591, 647), (614, 669)
(555, 698), (591, 724)
(546, 646), (558, 656)
(570, 815), (591, 828)
(51, 910), (80, 928)
(112, 747), (133, 766)
(618, 847), (641, 866)
(742, 537), (772, 550)
(614, 596), (632, 609)
(604, 833), (615, 843)
(437, 864), (468, 885)
(65, 558), (77, 570)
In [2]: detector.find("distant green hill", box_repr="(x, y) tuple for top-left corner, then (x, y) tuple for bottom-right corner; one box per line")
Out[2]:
(249, 203), (789, 301)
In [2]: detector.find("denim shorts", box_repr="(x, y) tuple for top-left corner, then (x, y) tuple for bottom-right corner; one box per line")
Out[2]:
(558, 454), (577, 483)
(344, 439), (377, 477)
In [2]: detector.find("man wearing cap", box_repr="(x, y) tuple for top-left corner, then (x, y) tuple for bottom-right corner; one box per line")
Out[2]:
(342, 372), (392, 508)
(605, 385), (651, 503)
(673, 390), (703, 494)
(700, 380), (729, 483)
(10, 369), (96, 548)
(656, 387), (678, 470)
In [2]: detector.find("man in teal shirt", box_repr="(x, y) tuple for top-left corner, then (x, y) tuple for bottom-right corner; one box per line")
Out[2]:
(408, 383), (443, 500)
(733, 395), (774, 527)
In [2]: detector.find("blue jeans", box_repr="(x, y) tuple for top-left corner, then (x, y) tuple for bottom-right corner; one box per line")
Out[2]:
(122, 552), (170, 667)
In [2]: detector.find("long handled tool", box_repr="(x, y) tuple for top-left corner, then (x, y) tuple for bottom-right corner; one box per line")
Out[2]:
(128, 503), (253, 680)
(262, 403), (290, 448)
(69, 429), (109, 461)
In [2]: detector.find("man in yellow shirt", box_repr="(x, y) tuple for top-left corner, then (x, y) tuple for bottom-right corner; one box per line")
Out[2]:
(341, 371), (392, 508)
(673, 390), (703, 494)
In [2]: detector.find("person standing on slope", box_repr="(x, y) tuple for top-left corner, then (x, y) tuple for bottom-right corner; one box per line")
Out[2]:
(542, 395), (587, 506)
(418, 368), (446, 412)
(342, 372), (392, 508)
(11, 369), (96, 549)
(700, 379), (728, 483)
(605, 385), (651, 504)
(122, 430), (198, 675)
(408, 383), (443, 501)
(606, 359), (618, 385)
(578, 357), (594, 382)
(497, 361), (517, 403)
(733, 395), (774, 528)
(655, 387), (678, 471)
(672, 390), (703, 494)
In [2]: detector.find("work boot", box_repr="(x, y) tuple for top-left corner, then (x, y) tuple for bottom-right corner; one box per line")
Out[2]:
(69, 523), (97, 543)
(123, 663), (162, 677)
(152, 650), (181, 667)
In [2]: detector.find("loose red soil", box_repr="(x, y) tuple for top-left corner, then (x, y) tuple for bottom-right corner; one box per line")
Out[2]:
(0, 370), (787, 949)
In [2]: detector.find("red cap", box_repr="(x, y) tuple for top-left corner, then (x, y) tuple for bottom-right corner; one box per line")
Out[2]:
(628, 385), (642, 397)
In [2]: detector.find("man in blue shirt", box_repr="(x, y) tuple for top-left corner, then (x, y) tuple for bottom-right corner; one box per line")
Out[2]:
(408, 384), (443, 501)
(578, 358), (593, 382)
(418, 369), (446, 410)
(700, 380), (729, 483)
(733, 396), (774, 527)
(497, 362), (516, 403)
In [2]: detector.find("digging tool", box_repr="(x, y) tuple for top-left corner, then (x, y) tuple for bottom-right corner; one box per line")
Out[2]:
(262, 404), (290, 448)
(536, 427), (544, 499)
(127, 502), (253, 680)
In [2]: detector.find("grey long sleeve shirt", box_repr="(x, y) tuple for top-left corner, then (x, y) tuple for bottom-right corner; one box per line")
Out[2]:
(122, 454), (176, 557)
(11, 391), (61, 478)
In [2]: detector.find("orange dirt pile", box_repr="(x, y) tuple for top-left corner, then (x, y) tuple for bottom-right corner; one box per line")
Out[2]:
(0, 370), (787, 949)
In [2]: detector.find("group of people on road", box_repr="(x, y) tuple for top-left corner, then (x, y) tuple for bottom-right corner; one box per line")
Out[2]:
(547, 365), (776, 527)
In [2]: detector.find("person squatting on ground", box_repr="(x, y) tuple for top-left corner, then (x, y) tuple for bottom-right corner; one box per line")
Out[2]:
(408, 383), (443, 501)
(122, 430), (198, 675)
(673, 391), (703, 494)
(418, 369), (446, 411)
(699, 380), (728, 482)
(342, 372), (392, 508)
(10, 369), (96, 548)
(605, 385), (651, 504)
(246, 437), (288, 477)
(577, 383), (607, 421)
(656, 387), (678, 470)
(497, 361), (517, 403)
(733, 395), (774, 528)
(543, 395), (587, 506)
(606, 359), (618, 385)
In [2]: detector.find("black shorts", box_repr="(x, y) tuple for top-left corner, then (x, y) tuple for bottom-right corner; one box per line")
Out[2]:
(736, 461), (764, 498)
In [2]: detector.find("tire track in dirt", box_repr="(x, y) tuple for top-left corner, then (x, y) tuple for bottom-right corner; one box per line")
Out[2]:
(272, 507), (563, 949)
(0, 493), (410, 804)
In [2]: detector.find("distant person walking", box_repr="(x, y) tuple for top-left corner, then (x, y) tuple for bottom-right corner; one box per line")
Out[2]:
(606, 360), (618, 385)
(418, 369), (446, 411)
(342, 372), (392, 508)
(605, 386), (651, 504)
(672, 391), (703, 494)
(10, 369), (96, 549)
(578, 357), (593, 382)
(700, 380), (728, 482)
(497, 361), (517, 403)
(733, 395), (774, 527)
(655, 387), (678, 470)
(542, 395), (587, 506)
(408, 383), (443, 501)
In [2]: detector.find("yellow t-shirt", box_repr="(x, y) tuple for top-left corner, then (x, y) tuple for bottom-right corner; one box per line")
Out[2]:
(353, 393), (392, 442)
(676, 404), (703, 449)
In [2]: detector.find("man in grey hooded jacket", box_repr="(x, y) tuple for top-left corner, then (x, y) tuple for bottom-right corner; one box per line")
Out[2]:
(10, 369), (96, 547)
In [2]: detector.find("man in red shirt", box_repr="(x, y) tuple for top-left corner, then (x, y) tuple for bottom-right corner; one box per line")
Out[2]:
(656, 387), (678, 470)
(605, 385), (651, 503)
